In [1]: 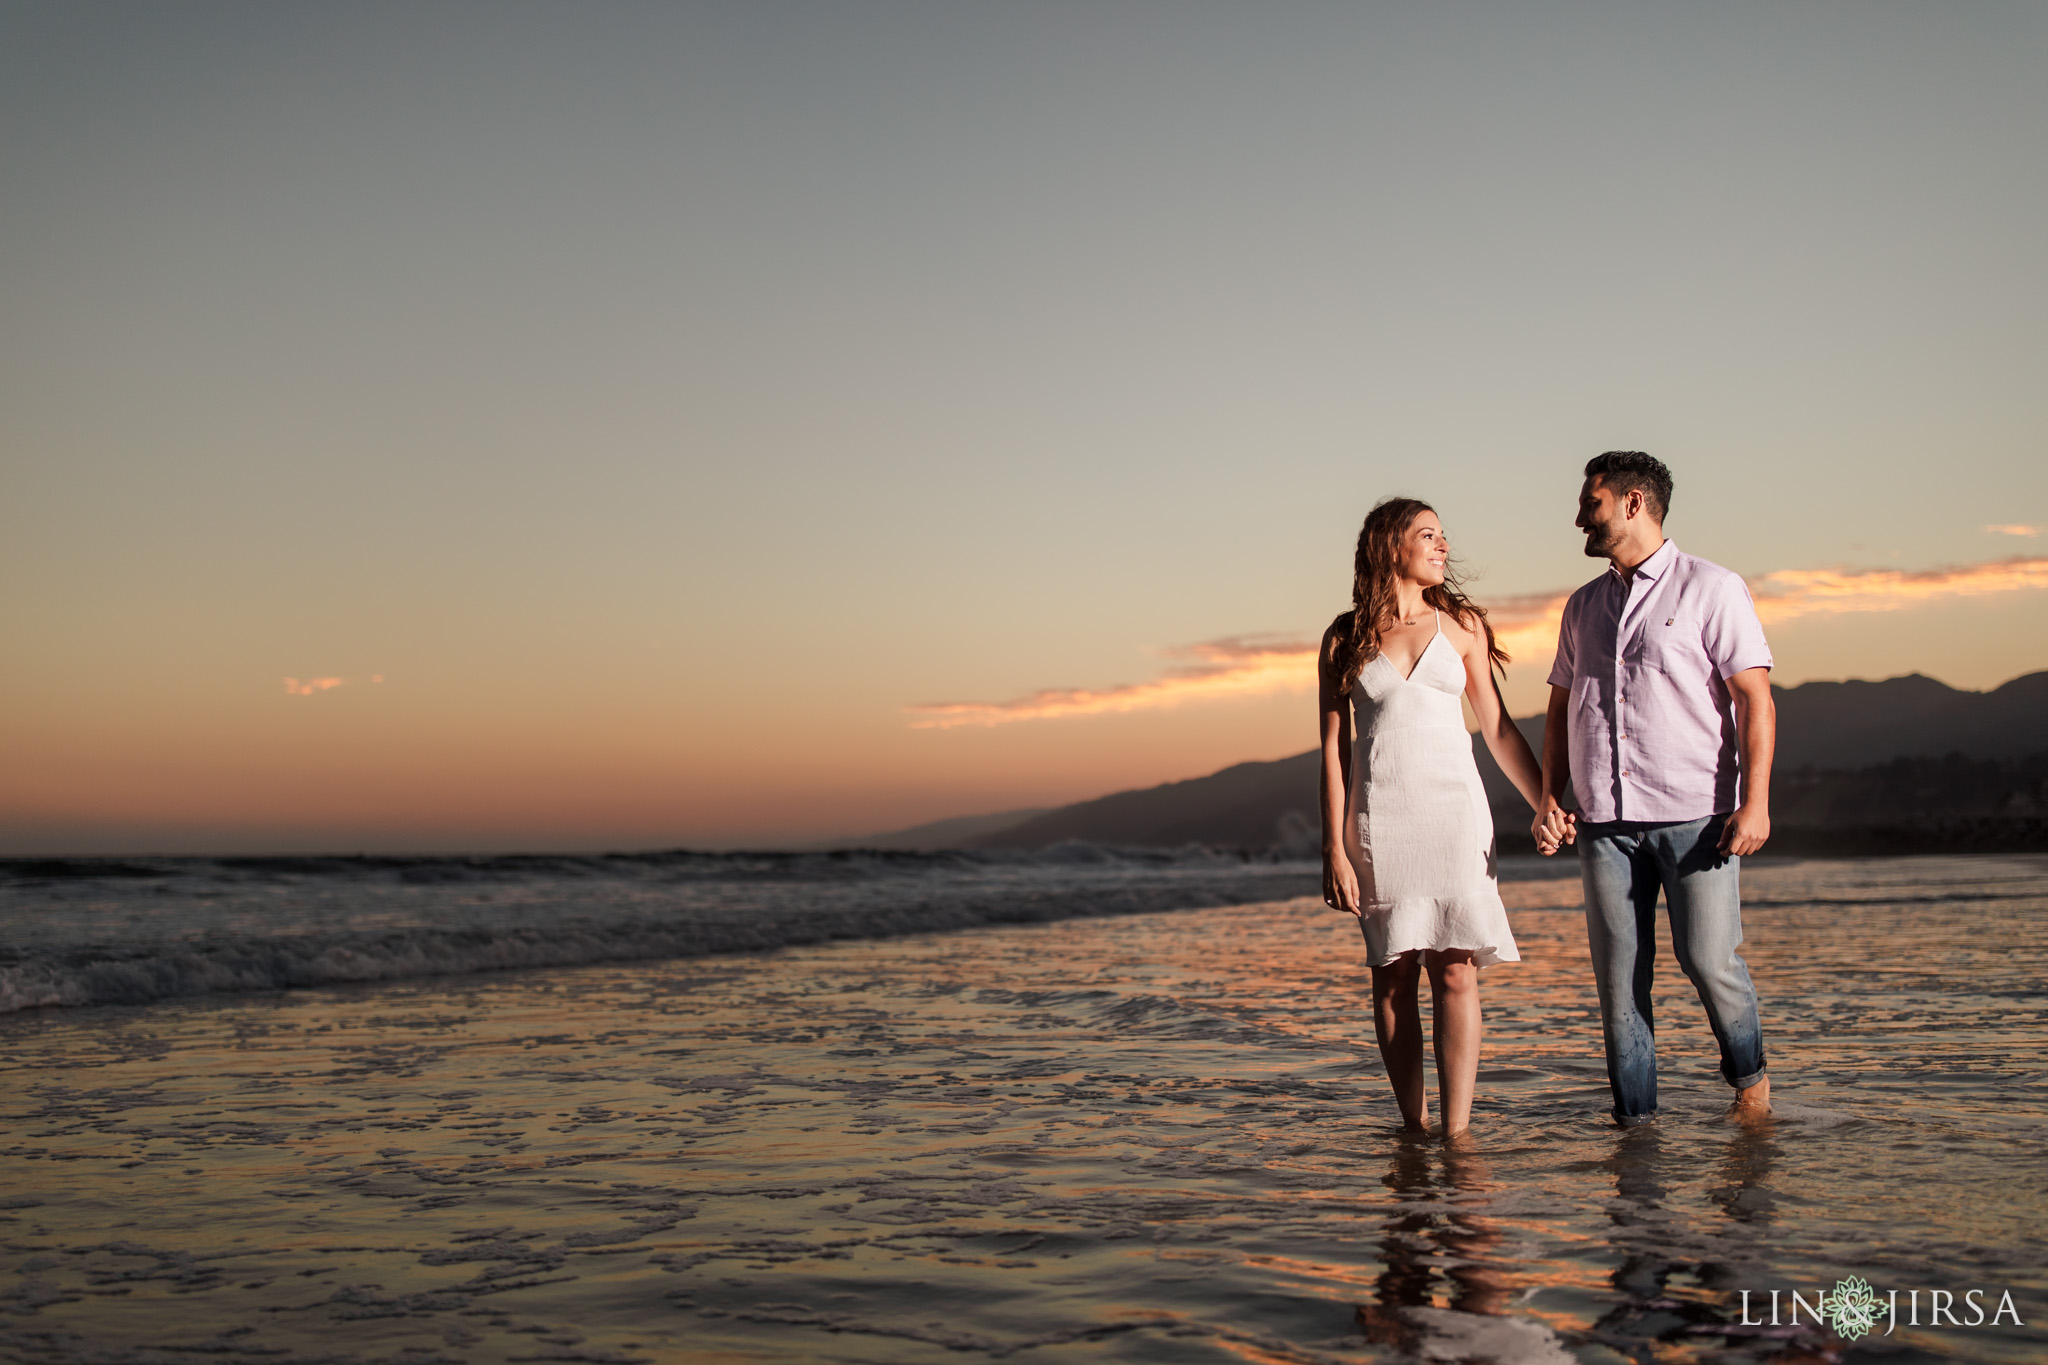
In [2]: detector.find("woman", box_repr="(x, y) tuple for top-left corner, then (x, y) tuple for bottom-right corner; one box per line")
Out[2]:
(1319, 497), (1570, 1137)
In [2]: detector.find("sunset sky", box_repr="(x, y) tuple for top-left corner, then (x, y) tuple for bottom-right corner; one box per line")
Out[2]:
(4, 2), (2045, 853)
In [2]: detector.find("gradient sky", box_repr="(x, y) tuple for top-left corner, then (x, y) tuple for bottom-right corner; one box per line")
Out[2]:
(4, 1), (2046, 853)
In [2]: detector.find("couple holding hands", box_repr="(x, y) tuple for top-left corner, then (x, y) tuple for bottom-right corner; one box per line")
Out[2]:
(1318, 451), (1775, 1136)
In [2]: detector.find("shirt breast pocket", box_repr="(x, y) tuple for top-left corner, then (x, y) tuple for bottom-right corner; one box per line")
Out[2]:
(1641, 612), (1705, 675)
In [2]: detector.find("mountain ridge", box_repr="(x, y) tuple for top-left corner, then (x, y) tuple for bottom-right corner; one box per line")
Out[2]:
(849, 671), (2048, 855)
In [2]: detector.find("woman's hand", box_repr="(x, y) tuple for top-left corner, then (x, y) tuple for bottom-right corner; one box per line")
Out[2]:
(1323, 852), (1362, 917)
(1531, 799), (1577, 856)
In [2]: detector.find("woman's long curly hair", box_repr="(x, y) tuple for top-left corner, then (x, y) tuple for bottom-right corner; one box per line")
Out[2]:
(1333, 496), (1507, 695)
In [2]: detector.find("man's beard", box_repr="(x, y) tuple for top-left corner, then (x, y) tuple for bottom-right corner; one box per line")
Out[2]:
(1582, 522), (1619, 558)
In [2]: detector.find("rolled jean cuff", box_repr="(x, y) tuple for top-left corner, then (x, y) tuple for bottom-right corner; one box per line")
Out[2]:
(1612, 1110), (1656, 1128)
(1728, 1065), (1767, 1090)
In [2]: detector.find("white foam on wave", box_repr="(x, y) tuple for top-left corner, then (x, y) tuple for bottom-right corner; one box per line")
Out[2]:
(0, 850), (1320, 1014)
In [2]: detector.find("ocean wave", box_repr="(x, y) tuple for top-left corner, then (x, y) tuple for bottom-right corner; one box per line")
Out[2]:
(0, 851), (1320, 1014)
(0, 842), (1272, 889)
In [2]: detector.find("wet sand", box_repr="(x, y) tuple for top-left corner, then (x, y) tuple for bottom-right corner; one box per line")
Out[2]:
(3, 856), (2045, 1363)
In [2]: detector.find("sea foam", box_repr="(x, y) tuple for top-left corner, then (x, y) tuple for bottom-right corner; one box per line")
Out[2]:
(0, 847), (1319, 1013)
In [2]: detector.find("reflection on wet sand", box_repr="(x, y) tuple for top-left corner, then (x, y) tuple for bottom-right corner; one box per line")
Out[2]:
(1581, 1118), (1850, 1358)
(1707, 1119), (1782, 1228)
(1357, 1138), (1572, 1363)
(1, 856), (2042, 1361)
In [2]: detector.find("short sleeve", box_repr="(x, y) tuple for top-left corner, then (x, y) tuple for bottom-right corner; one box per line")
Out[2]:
(1545, 595), (1578, 689)
(1701, 572), (1773, 679)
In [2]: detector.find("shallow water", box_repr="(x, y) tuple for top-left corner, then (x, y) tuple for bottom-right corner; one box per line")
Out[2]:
(2, 854), (2044, 1363)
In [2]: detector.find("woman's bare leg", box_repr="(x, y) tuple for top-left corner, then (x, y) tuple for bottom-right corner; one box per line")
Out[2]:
(1425, 950), (1482, 1136)
(1371, 954), (1428, 1131)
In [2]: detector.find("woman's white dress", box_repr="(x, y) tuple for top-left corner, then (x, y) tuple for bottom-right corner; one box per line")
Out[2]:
(1345, 614), (1520, 968)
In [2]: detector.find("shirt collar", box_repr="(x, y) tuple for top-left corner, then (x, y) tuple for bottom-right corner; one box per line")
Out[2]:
(1608, 537), (1676, 588)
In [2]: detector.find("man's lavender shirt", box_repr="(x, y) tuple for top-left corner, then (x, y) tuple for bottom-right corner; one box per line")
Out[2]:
(1547, 539), (1774, 825)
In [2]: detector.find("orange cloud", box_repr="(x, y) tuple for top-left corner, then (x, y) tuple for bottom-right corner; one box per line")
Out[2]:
(1985, 524), (2039, 537)
(1749, 555), (2048, 622)
(907, 635), (1318, 729)
(1484, 558), (2048, 644)
(909, 554), (2048, 729)
(282, 676), (348, 696)
(1479, 590), (1573, 664)
(906, 597), (1572, 730)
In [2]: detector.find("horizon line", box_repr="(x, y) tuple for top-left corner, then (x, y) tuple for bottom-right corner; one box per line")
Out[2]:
(9, 663), (2041, 860)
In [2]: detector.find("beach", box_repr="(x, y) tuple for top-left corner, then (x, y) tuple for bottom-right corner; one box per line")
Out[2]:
(3, 854), (2045, 1363)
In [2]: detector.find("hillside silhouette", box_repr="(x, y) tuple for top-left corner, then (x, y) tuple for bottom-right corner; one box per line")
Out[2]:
(858, 672), (2048, 856)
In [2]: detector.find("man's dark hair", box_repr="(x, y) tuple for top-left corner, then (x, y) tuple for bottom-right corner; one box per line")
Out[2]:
(1583, 450), (1672, 521)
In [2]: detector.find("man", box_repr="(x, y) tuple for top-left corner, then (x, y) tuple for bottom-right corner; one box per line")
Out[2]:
(1532, 451), (1775, 1126)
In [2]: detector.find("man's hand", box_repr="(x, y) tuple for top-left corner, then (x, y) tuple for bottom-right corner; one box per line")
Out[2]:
(1531, 798), (1576, 856)
(1323, 852), (1362, 917)
(1722, 668), (1774, 858)
(1718, 804), (1770, 857)
(1542, 807), (1577, 855)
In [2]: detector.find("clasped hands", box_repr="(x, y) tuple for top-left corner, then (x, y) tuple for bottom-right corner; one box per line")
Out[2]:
(1324, 802), (1579, 914)
(1532, 802), (1576, 857)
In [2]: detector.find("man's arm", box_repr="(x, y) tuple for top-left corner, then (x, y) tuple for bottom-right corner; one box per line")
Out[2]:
(1719, 667), (1774, 856)
(1531, 684), (1575, 854)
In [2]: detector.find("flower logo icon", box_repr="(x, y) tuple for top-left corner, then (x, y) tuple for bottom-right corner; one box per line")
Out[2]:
(1825, 1276), (1882, 1341)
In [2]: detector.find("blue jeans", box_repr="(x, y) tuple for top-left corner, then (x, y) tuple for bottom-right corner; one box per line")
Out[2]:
(1578, 814), (1767, 1124)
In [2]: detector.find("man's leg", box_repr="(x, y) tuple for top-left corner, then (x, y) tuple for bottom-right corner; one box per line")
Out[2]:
(1579, 823), (1663, 1124)
(1656, 815), (1768, 1110)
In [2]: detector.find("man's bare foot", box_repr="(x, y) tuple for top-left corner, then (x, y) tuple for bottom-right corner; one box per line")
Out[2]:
(1729, 1074), (1771, 1120)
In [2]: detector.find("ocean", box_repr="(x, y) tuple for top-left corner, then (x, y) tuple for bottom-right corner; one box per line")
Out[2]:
(2, 850), (2043, 1362)
(0, 847), (1318, 1015)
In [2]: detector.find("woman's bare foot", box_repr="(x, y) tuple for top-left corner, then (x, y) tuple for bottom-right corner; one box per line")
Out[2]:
(1728, 1074), (1771, 1121)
